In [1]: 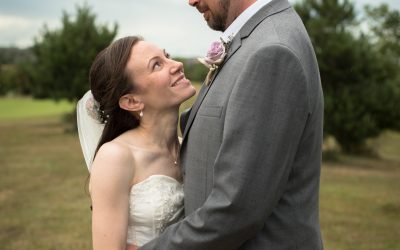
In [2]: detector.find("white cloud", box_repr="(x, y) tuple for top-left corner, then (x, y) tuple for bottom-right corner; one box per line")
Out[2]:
(0, 15), (31, 29)
(0, 15), (43, 47)
(0, 14), (59, 47)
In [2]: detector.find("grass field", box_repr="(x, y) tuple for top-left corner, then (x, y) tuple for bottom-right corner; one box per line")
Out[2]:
(0, 97), (399, 249)
(0, 97), (74, 121)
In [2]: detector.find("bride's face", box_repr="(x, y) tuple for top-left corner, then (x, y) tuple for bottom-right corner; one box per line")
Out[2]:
(126, 41), (196, 111)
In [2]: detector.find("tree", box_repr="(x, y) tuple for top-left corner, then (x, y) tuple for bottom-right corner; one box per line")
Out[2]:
(365, 4), (400, 61)
(363, 3), (400, 140)
(28, 4), (117, 101)
(295, 0), (400, 153)
(0, 47), (34, 96)
(0, 47), (33, 65)
(0, 64), (31, 96)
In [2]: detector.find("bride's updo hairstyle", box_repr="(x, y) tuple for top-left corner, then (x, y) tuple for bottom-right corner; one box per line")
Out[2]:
(89, 36), (142, 158)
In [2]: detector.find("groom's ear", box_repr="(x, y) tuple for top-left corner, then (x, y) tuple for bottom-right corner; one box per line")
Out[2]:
(119, 94), (143, 112)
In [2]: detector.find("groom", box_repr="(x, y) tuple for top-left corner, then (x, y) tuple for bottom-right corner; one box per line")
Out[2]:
(141, 0), (324, 249)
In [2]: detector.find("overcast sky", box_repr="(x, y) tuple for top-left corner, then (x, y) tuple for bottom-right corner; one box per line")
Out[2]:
(0, 0), (399, 57)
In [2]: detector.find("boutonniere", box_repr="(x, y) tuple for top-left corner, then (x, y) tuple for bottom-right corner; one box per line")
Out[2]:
(198, 39), (230, 86)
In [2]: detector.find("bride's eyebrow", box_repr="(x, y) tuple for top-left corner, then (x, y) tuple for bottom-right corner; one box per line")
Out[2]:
(147, 55), (161, 69)
(163, 49), (170, 57)
(147, 49), (168, 69)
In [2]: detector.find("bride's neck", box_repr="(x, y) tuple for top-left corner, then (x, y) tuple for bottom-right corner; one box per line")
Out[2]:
(135, 110), (179, 148)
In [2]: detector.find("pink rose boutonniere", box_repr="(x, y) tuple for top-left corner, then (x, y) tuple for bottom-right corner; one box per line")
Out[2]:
(198, 40), (229, 86)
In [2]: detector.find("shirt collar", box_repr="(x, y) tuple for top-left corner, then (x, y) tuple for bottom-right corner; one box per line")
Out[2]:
(221, 0), (273, 43)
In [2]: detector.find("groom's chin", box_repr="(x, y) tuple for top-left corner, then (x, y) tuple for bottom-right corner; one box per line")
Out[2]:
(206, 19), (225, 32)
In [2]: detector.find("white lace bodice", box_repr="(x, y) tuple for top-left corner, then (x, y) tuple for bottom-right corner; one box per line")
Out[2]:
(127, 175), (184, 246)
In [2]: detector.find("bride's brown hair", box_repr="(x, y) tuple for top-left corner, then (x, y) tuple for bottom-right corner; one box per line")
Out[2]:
(89, 36), (142, 159)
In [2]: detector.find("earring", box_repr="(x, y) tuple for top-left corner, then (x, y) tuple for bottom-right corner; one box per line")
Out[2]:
(139, 110), (143, 118)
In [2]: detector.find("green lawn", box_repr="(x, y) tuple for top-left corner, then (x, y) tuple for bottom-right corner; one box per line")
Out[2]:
(321, 157), (400, 249)
(0, 115), (91, 249)
(0, 97), (399, 249)
(0, 97), (74, 120)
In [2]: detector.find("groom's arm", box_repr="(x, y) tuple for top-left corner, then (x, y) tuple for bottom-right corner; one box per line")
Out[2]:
(140, 45), (311, 249)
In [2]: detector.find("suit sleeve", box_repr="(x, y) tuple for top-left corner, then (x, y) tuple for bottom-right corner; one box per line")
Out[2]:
(140, 44), (310, 250)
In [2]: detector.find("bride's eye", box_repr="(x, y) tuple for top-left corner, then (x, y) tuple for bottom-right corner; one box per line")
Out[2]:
(153, 61), (162, 70)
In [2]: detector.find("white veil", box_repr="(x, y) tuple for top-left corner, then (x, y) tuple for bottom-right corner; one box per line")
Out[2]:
(76, 90), (105, 172)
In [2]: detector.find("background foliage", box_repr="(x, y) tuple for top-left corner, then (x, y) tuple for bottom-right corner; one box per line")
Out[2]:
(23, 5), (117, 102)
(294, 0), (400, 153)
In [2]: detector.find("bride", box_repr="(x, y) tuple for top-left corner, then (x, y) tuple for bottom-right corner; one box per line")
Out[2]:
(76, 36), (196, 249)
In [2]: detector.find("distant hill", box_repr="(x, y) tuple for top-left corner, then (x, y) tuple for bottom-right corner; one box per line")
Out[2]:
(0, 47), (34, 65)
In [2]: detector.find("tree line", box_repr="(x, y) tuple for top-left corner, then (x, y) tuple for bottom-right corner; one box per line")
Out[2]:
(0, 0), (399, 154)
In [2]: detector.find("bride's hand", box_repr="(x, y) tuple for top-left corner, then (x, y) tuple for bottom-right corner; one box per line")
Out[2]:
(126, 244), (138, 250)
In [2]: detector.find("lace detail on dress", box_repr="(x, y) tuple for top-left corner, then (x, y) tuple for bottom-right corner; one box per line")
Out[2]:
(127, 175), (184, 246)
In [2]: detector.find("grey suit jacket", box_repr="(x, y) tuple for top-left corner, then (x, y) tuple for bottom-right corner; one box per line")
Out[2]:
(141, 0), (324, 249)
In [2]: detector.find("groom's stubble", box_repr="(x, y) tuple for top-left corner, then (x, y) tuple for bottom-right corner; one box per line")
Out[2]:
(207, 0), (230, 31)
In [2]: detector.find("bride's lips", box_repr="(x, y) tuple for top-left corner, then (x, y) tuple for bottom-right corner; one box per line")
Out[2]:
(171, 74), (190, 87)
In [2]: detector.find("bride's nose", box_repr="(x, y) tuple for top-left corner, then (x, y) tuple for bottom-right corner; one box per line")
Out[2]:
(170, 60), (184, 74)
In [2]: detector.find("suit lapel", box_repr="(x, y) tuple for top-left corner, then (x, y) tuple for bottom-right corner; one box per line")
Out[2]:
(182, 36), (242, 141)
(182, 0), (291, 141)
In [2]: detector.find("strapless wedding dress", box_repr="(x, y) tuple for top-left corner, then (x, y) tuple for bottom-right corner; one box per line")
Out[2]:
(126, 175), (184, 246)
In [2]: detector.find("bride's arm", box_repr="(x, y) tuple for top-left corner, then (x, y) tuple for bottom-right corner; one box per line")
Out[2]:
(90, 142), (135, 250)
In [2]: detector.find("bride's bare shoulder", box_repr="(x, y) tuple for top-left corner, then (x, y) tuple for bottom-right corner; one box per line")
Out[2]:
(94, 141), (135, 169)
(90, 141), (135, 195)
(99, 141), (131, 156)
